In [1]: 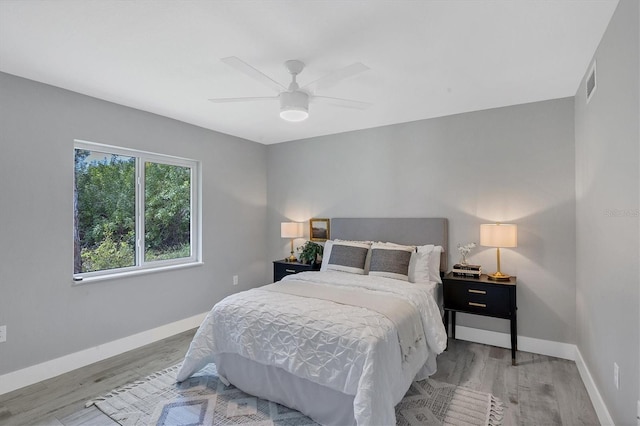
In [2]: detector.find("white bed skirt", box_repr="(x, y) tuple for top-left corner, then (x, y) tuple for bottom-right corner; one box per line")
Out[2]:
(216, 352), (356, 426)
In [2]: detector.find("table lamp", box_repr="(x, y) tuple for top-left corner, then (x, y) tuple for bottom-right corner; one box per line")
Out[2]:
(480, 223), (517, 281)
(281, 222), (302, 262)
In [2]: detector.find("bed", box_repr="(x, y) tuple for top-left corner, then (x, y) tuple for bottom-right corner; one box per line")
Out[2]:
(177, 217), (449, 425)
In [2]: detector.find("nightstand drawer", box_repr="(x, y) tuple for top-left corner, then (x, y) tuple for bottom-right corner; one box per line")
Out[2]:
(444, 281), (511, 317)
(273, 261), (318, 282)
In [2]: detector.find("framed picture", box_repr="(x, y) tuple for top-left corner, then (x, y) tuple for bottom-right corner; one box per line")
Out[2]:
(309, 218), (330, 242)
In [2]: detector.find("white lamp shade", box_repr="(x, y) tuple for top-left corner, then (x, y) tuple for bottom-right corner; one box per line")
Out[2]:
(480, 223), (517, 248)
(281, 222), (303, 239)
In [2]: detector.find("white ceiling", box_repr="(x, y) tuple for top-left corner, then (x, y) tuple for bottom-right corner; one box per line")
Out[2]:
(0, 1), (618, 145)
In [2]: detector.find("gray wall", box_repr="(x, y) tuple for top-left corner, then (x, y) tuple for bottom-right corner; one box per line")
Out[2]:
(0, 72), (268, 375)
(574, 0), (640, 424)
(3, 11), (636, 420)
(267, 98), (577, 343)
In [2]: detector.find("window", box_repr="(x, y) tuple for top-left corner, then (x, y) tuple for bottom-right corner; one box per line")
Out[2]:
(73, 140), (200, 281)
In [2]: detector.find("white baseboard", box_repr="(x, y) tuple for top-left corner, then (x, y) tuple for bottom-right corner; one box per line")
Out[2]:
(0, 312), (208, 396)
(574, 348), (615, 426)
(454, 325), (576, 360)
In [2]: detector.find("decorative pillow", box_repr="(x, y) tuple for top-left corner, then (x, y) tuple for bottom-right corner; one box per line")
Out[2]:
(408, 245), (433, 283)
(429, 245), (444, 283)
(368, 242), (415, 281)
(408, 244), (444, 284)
(319, 240), (333, 271)
(326, 241), (371, 274)
(333, 239), (374, 273)
(321, 240), (373, 272)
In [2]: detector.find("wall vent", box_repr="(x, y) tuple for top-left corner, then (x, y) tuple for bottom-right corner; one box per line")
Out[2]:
(586, 61), (597, 103)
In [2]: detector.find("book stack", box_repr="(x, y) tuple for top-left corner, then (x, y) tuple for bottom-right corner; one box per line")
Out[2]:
(452, 263), (482, 277)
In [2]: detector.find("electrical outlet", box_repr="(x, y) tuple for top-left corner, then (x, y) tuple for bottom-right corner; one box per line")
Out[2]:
(0, 325), (6, 343)
(613, 362), (619, 389)
(233, 275), (238, 286)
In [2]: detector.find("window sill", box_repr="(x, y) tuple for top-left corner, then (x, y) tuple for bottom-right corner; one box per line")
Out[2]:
(72, 261), (204, 285)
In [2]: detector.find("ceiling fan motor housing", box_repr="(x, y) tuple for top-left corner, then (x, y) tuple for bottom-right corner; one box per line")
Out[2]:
(279, 90), (309, 122)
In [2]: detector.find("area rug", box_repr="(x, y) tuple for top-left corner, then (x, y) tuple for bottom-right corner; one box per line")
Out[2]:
(86, 363), (503, 426)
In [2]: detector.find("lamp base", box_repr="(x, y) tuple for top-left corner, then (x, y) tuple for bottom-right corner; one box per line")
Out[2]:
(285, 254), (297, 262)
(487, 271), (512, 281)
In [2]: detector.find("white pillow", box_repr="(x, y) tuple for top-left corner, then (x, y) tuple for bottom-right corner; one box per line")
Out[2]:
(320, 240), (333, 271)
(326, 240), (371, 275)
(408, 244), (444, 284)
(429, 245), (444, 283)
(409, 244), (433, 283)
(369, 242), (415, 281)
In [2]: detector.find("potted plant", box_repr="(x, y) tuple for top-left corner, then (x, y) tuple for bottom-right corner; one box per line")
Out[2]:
(297, 241), (324, 265)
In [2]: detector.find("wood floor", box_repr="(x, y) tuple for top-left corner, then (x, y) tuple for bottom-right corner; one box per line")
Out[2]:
(0, 331), (599, 426)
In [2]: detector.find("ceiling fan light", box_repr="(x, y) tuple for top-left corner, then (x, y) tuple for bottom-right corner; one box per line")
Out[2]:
(279, 91), (309, 122)
(280, 108), (309, 122)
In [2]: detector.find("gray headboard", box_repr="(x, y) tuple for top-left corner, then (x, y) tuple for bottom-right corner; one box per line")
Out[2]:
(331, 218), (448, 272)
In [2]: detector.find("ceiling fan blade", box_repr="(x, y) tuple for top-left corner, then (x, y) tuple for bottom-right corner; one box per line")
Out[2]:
(312, 96), (372, 110)
(302, 63), (370, 93)
(221, 56), (286, 93)
(208, 96), (278, 103)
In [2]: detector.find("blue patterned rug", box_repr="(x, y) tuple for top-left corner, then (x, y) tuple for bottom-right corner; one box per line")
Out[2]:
(87, 362), (503, 426)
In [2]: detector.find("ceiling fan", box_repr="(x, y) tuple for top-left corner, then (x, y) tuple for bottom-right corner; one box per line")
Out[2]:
(209, 57), (371, 122)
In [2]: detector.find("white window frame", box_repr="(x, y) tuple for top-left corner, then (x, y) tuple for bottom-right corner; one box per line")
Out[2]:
(73, 140), (202, 283)
(586, 60), (597, 104)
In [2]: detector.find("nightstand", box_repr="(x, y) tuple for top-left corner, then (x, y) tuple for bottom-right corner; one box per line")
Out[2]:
(273, 260), (319, 282)
(442, 272), (518, 365)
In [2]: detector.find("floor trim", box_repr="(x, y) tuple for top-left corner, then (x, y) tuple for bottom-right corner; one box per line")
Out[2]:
(454, 325), (576, 360)
(455, 325), (614, 425)
(0, 312), (207, 396)
(575, 348), (615, 426)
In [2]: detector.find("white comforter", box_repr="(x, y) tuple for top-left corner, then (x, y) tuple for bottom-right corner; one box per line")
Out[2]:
(177, 271), (447, 425)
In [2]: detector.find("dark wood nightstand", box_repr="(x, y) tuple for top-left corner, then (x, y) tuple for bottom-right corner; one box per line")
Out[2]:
(273, 260), (319, 282)
(442, 272), (518, 365)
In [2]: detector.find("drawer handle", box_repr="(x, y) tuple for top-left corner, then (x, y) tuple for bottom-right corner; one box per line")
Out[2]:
(468, 302), (487, 308)
(468, 289), (487, 295)
(285, 269), (296, 273)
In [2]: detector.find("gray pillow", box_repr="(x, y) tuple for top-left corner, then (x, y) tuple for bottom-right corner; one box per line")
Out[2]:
(326, 241), (370, 274)
(369, 242), (415, 281)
